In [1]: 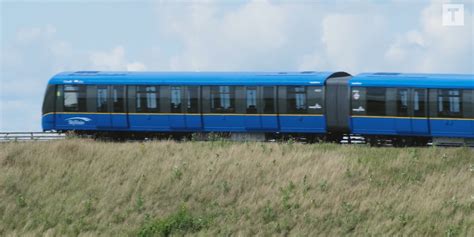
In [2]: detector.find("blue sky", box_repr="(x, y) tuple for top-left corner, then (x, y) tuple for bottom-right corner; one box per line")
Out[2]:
(1, 0), (473, 131)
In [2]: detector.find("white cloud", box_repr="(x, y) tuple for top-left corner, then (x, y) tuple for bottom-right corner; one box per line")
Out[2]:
(126, 62), (147, 71)
(89, 46), (126, 70)
(384, 0), (474, 73)
(16, 24), (56, 43)
(2, 1), (472, 132)
(298, 0), (473, 74)
(0, 99), (41, 132)
(1, 25), (147, 131)
(156, 0), (301, 71)
(321, 14), (389, 72)
(298, 52), (328, 71)
(298, 12), (391, 73)
(89, 46), (147, 71)
(385, 30), (425, 63)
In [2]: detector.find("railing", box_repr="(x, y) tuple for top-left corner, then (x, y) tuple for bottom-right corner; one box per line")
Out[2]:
(0, 132), (65, 142)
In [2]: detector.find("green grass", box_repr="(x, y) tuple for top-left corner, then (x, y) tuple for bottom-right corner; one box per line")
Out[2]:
(138, 205), (210, 237)
(0, 140), (473, 236)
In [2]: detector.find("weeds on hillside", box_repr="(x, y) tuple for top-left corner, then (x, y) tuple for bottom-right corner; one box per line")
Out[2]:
(137, 206), (210, 237)
(0, 140), (473, 236)
(280, 181), (299, 211)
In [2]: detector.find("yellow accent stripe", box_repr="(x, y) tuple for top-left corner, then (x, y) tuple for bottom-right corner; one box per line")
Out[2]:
(351, 115), (474, 121)
(351, 115), (422, 119)
(279, 114), (323, 117)
(429, 117), (474, 121)
(43, 113), (473, 120)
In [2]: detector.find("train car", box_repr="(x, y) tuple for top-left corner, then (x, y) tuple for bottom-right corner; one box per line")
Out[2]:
(42, 71), (351, 140)
(41, 71), (473, 145)
(348, 73), (474, 146)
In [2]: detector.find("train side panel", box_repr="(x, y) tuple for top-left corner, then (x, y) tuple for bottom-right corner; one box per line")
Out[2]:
(428, 89), (474, 138)
(278, 115), (326, 133)
(350, 117), (397, 135)
(429, 119), (473, 138)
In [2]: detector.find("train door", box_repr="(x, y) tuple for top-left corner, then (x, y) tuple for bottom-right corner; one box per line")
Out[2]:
(185, 86), (203, 130)
(430, 89), (471, 137)
(169, 86), (186, 130)
(260, 86), (279, 130)
(395, 88), (411, 134)
(244, 86), (261, 130)
(96, 85), (112, 128)
(411, 89), (429, 135)
(54, 85), (63, 129)
(111, 85), (128, 128)
(96, 85), (129, 129)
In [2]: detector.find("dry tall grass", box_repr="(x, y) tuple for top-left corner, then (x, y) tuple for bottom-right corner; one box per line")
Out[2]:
(0, 139), (473, 236)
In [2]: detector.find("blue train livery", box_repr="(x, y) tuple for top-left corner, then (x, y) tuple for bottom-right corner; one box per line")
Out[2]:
(42, 71), (473, 145)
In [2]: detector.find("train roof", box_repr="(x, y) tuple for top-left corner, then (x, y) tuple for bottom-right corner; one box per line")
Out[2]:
(48, 71), (349, 86)
(351, 72), (474, 89)
(48, 71), (473, 89)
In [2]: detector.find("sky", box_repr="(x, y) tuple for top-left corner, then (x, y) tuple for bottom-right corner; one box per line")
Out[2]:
(1, 0), (473, 131)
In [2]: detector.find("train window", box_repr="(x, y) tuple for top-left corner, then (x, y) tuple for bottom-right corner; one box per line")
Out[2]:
(263, 86), (275, 114)
(246, 87), (258, 114)
(397, 89), (408, 116)
(136, 86), (159, 113)
(287, 86), (307, 114)
(413, 89), (426, 117)
(97, 86), (108, 112)
(438, 89), (462, 118)
(307, 86), (323, 114)
(366, 87), (386, 116)
(171, 86), (182, 113)
(211, 86), (235, 113)
(42, 85), (55, 115)
(464, 90), (474, 118)
(64, 85), (86, 112)
(113, 86), (125, 113)
(186, 86), (199, 113)
(351, 87), (366, 115)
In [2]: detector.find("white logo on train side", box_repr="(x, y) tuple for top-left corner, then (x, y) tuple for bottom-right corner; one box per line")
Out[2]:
(353, 91), (360, 100)
(65, 117), (92, 125)
(352, 106), (365, 112)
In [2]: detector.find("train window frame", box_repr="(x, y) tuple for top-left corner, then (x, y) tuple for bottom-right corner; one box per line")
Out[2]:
(463, 90), (474, 118)
(437, 89), (463, 118)
(42, 85), (56, 115)
(351, 87), (366, 116)
(397, 88), (409, 117)
(366, 87), (387, 116)
(210, 86), (235, 113)
(63, 85), (87, 112)
(307, 86), (324, 114)
(186, 86), (199, 114)
(112, 85), (125, 113)
(246, 86), (258, 114)
(97, 86), (108, 112)
(287, 86), (307, 114)
(170, 86), (182, 113)
(262, 86), (275, 114)
(136, 85), (159, 113)
(413, 89), (426, 117)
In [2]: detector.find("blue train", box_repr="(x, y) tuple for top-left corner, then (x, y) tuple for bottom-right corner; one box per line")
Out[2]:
(42, 71), (474, 145)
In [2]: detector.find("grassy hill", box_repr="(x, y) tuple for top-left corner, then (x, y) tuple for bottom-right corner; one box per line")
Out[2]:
(0, 139), (473, 236)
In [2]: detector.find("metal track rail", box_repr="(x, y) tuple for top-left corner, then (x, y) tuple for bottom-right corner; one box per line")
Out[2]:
(0, 132), (65, 142)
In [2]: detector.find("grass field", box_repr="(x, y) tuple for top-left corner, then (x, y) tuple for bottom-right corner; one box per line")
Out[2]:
(0, 139), (473, 236)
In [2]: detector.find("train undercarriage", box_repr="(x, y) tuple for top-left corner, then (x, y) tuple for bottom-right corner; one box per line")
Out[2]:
(62, 130), (474, 147)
